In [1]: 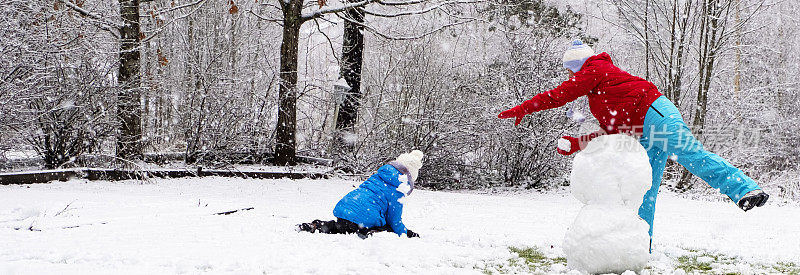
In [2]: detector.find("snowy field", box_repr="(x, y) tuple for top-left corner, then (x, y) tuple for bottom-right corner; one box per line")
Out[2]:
(1, 178), (799, 274)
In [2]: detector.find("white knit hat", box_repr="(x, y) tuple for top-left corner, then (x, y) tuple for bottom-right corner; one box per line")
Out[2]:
(562, 40), (595, 73)
(394, 150), (424, 181)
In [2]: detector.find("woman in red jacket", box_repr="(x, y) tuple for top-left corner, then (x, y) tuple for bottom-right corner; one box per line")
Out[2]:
(498, 40), (769, 239)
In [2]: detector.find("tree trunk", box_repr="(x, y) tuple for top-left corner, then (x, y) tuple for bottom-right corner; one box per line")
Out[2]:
(672, 16), (687, 108)
(333, 4), (366, 155)
(667, 0), (692, 108)
(116, 0), (143, 161)
(274, 1), (302, 166)
(230, 11), (238, 75)
(692, 0), (721, 142)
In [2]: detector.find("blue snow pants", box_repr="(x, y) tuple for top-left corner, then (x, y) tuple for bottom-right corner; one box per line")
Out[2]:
(637, 96), (760, 237)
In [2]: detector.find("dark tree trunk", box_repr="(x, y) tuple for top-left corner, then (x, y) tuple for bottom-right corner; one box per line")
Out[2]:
(274, 1), (302, 166)
(333, 4), (366, 156)
(335, 6), (365, 134)
(116, 0), (143, 160)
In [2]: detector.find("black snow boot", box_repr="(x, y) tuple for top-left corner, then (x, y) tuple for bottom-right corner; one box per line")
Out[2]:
(297, 219), (336, 233)
(738, 189), (769, 211)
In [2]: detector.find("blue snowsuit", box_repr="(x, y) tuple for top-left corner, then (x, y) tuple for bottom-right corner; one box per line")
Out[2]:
(333, 164), (410, 236)
(637, 96), (760, 237)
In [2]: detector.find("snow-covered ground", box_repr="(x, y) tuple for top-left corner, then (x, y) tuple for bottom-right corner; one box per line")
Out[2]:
(1, 178), (798, 274)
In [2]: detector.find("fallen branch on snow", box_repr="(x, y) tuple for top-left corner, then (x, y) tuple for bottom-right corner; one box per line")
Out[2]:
(214, 207), (254, 215)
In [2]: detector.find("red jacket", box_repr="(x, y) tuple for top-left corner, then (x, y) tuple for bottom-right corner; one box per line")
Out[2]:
(520, 52), (662, 134)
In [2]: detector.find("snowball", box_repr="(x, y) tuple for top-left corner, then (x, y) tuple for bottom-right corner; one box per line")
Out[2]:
(396, 183), (411, 196)
(563, 205), (651, 274)
(570, 134), (652, 209)
(558, 138), (573, 152)
(398, 174), (409, 184)
(396, 175), (411, 195)
(396, 183), (411, 195)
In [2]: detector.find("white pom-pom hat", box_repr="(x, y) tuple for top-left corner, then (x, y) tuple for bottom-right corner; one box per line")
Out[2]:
(563, 39), (595, 73)
(395, 150), (424, 182)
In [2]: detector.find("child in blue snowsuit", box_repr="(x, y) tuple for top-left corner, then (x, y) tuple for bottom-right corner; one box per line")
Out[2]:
(298, 150), (423, 238)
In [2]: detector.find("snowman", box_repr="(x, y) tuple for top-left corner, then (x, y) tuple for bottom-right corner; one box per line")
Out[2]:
(563, 134), (653, 274)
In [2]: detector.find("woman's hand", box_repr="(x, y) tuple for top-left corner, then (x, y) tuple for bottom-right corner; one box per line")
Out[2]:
(557, 131), (607, 155)
(557, 136), (581, 155)
(498, 105), (527, 126)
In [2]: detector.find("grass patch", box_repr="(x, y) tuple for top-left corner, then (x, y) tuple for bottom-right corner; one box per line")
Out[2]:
(672, 249), (754, 274)
(665, 248), (800, 275)
(772, 262), (800, 275)
(552, 256), (567, 265)
(676, 255), (713, 272)
(481, 246), (800, 274)
(676, 250), (742, 274)
(480, 246), (566, 274)
(509, 247), (548, 264)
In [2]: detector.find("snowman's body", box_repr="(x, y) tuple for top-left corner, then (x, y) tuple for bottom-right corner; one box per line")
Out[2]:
(563, 135), (652, 274)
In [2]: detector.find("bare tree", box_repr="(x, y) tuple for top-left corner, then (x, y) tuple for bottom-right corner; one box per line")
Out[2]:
(332, 1), (365, 158)
(54, 0), (207, 163)
(116, 0), (144, 160)
(614, 0), (765, 190)
(2, 0), (797, 198)
(1, 1), (116, 168)
(258, 0), (478, 165)
(614, 0), (699, 108)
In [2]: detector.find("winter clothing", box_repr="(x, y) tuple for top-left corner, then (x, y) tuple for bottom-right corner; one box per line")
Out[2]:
(499, 46), (765, 243)
(299, 218), (365, 234)
(395, 150), (423, 184)
(556, 132), (605, 155)
(499, 47), (765, 246)
(557, 136), (581, 155)
(332, 156), (421, 236)
(298, 218), (394, 238)
(563, 40), (595, 73)
(388, 161), (416, 196)
(497, 104), (527, 126)
(637, 96), (762, 237)
(738, 190), (769, 211)
(498, 52), (663, 135)
(300, 150), (423, 238)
